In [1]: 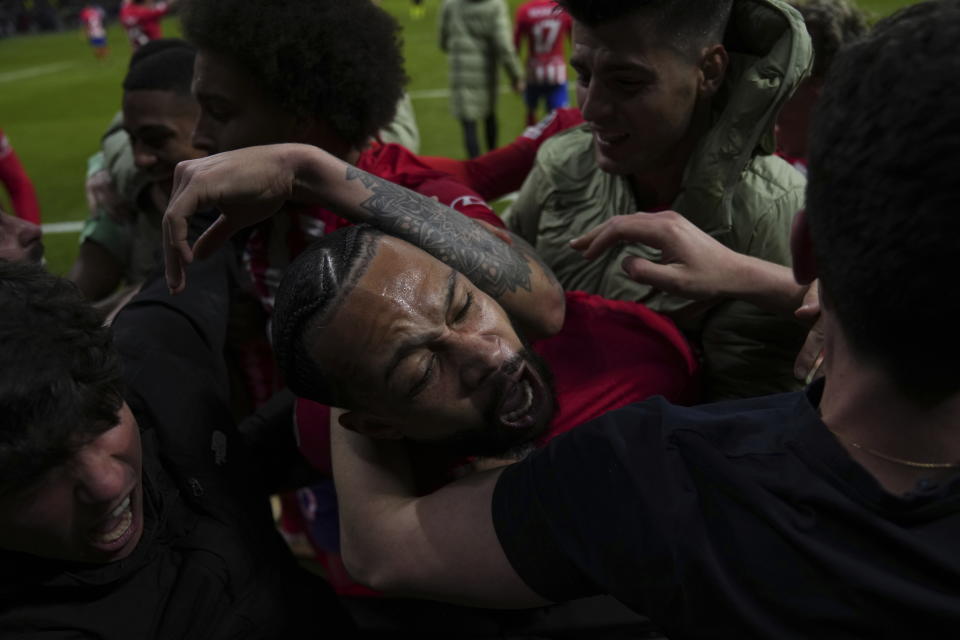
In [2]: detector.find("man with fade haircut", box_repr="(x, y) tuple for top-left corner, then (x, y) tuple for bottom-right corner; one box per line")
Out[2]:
(506, 0), (814, 400)
(70, 39), (204, 312)
(251, 1), (960, 636)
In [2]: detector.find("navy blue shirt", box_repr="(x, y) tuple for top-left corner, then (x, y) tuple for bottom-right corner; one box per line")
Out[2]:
(493, 382), (960, 638)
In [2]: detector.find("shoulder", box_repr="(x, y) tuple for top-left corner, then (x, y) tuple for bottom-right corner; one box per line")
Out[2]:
(534, 125), (596, 180)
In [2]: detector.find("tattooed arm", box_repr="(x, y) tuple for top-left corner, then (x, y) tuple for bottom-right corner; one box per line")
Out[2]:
(163, 143), (564, 338)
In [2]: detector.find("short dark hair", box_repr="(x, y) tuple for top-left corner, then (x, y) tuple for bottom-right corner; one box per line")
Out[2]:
(180, 0), (408, 149)
(556, 0), (733, 53)
(123, 38), (197, 96)
(272, 225), (383, 406)
(790, 0), (868, 77)
(0, 263), (124, 494)
(806, 0), (960, 403)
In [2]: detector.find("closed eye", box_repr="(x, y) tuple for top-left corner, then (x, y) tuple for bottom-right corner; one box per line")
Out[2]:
(453, 292), (473, 324)
(408, 353), (437, 398)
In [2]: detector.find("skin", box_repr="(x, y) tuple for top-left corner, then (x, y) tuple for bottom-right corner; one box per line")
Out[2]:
(314, 236), (554, 450)
(570, 13), (727, 207)
(122, 89), (205, 195)
(775, 78), (822, 160)
(0, 210), (43, 263)
(190, 50), (355, 161)
(0, 403), (145, 564)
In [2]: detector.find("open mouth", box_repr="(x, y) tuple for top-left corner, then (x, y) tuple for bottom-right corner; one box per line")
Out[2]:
(496, 363), (545, 430)
(88, 492), (138, 554)
(594, 130), (630, 148)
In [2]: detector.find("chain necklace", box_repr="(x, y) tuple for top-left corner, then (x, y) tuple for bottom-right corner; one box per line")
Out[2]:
(829, 430), (960, 470)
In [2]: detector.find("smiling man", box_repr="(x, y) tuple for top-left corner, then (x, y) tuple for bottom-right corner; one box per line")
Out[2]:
(0, 254), (353, 637)
(506, 0), (813, 400)
(70, 39), (203, 309)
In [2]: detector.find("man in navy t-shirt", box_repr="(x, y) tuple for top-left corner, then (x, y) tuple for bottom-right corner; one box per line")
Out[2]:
(322, 1), (960, 636)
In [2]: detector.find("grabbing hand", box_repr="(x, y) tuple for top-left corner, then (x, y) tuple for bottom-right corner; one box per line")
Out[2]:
(86, 169), (132, 223)
(162, 145), (300, 293)
(793, 280), (826, 383)
(570, 210), (740, 300)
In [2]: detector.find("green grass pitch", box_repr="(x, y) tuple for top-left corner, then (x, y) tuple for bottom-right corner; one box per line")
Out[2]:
(0, 0), (919, 275)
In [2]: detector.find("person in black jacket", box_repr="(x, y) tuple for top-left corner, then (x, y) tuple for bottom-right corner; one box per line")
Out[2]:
(0, 253), (354, 638)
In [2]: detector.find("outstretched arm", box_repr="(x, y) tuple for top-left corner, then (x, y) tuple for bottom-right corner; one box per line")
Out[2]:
(163, 143), (564, 338)
(331, 409), (549, 607)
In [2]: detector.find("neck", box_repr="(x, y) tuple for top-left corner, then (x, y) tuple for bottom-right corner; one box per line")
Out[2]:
(628, 100), (711, 209)
(818, 314), (960, 495)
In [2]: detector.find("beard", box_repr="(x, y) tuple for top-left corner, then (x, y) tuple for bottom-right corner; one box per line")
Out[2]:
(418, 346), (557, 458)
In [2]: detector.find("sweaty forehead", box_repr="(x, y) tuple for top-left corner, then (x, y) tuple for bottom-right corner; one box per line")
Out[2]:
(309, 238), (451, 378)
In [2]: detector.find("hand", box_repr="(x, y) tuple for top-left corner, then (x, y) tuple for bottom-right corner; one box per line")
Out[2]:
(86, 170), (131, 222)
(570, 210), (741, 300)
(512, 78), (525, 94)
(162, 145), (299, 293)
(793, 280), (825, 382)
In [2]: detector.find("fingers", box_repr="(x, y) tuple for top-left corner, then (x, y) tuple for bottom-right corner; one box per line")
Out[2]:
(622, 255), (682, 293)
(193, 214), (238, 261)
(162, 166), (201, 294)
(162, 214), (187, 294)
(795, 279), (821, 322)
(571, 213), (671, 261)
(794, 317), (826, 381)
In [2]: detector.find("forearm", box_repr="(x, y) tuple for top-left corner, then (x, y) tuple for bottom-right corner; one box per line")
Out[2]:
(726, 252), (807, 316)
(289, 145), (564, 337)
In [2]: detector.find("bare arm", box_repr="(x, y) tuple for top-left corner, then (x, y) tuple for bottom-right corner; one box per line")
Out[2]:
(163, 144), (564, 338)
(331, 408), (550, 608)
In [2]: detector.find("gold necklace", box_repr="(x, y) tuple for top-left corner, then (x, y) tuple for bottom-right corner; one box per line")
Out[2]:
(829, 430), (960, 470)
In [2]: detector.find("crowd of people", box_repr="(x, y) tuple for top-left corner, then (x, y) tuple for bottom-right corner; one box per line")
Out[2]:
(2, 0), (959, 637)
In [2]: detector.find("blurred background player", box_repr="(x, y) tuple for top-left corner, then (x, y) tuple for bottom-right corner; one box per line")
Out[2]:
(776, 0), (868, 175)
(439, 0), (524, 158)
(120, 0), (176, 51)
(0, 127), (41, 225)
(514, 0), (572, 126)
(79, 4), (108, 60)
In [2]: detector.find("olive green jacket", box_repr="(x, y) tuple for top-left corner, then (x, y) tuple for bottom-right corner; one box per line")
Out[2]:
(439, 0), (522, 121)
(504, 0), (813, 400)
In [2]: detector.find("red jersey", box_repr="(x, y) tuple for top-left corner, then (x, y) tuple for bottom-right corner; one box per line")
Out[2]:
(419, 106), (584, 200)
(0, 129), (41, 225)
(514, 0), (572, 86)
(120, 1), (170, 49)
(289, 289), (699, 594)
(80, 6), (106, 39)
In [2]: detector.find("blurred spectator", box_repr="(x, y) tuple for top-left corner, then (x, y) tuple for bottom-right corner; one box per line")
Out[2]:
(120, 0), (175, 50)
(79, 3), (108, 59)
(439, 0), (524, 157)
(777, 0), (869, 174)
(0, 128), (41, 225)
(514, 0), (572, 125)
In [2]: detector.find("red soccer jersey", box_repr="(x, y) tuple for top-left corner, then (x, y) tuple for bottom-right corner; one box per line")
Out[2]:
(514, 0), (572, 86)
(290, 290), (699, 594)
(418, 106), (584, 201)
(0, 128), (41, 225)
(80, 6), (106, 39)
(120, 2), (169, 49)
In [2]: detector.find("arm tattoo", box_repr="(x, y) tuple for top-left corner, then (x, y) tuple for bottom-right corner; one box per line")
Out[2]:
(346, 166), (537, 298)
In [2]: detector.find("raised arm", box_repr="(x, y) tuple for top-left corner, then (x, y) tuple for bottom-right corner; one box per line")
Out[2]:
(162, 143), (564, 338)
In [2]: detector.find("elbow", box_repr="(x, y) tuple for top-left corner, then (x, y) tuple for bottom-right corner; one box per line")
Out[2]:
(341, 543), (405, 594)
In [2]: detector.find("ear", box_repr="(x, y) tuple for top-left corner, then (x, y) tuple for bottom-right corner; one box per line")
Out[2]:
(337, 411), (405, 440)
(790, 208), (818, 285)
(698, 44), (729, 99)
